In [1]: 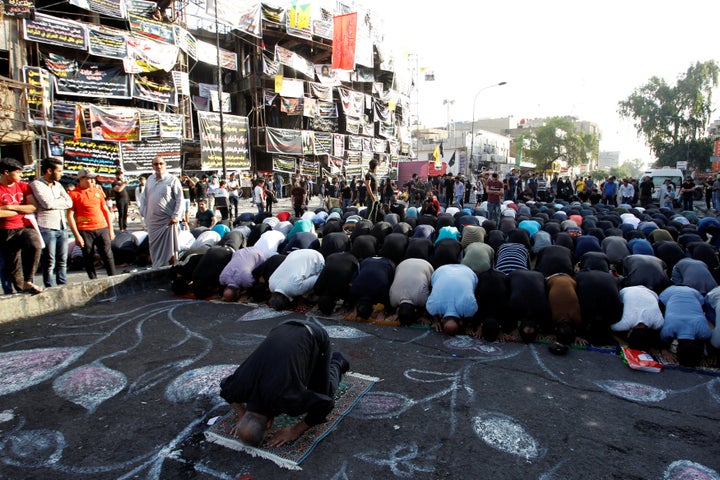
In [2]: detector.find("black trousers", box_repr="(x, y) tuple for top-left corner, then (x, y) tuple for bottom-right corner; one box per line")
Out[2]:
(116, 200), (129, 231)
(0, 227), (42, 292)
(79, 228), (116, 279)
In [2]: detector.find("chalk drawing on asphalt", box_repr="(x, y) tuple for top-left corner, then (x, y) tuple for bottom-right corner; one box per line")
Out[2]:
(53, 363), (127, 412)
(236, 306), (290, 322)
(0, 347), (86, 396)
(663, 460), (720, 480)
(0, 409), (14, 423)
(221, 333), (266, 347)
(355, 442), (438, 479)
(322, 324), (372, 339)
(472, 411), (544, 463)
(594, 380), (668, 403)
(352, 367), (474, 436)
(330, 461), (350, 480)
(165, 365), (237, 404)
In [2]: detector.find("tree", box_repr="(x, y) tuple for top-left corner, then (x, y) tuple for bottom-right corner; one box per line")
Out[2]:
(618, 60), (719, 170)
(524, 116), (600, 173)
(623, 158), (645, 179)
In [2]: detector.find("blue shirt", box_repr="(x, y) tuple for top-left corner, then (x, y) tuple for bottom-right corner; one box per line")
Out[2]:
(659, 285), (712, 342)
(426, 264), (478, 318)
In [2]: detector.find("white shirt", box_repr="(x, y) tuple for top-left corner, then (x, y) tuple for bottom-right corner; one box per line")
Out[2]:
(227, 179), (240, 198)
(613, 286), (664, 331)
(269, 249), (325, 299)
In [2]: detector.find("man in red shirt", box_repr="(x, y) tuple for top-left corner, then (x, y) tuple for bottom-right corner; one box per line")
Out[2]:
(0, 158), (43, 294)
(485, 172), (504, 224)
(67, 168), (116, 279)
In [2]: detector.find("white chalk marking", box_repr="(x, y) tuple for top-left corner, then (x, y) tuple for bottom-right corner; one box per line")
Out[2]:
(53, 363), (127, 412)
(663, 460), (720, 480)
(165, 365), (237, 404)
(472, 411), (543, 462)
(355, 442), (436, 478)
(237, 306), (291, 322)
(0, 347), (86, 396)
(595, 380), (668, 403)
(323, 325), (371, 339)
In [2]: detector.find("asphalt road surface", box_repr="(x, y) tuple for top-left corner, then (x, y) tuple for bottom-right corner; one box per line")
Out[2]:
(0, 289), (718, 479)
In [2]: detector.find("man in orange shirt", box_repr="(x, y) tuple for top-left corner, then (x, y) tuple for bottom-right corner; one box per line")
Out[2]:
(67, 168), (116, 279)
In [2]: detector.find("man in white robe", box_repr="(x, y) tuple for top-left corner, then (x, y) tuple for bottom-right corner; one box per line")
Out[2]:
(138, 156), (183, 268)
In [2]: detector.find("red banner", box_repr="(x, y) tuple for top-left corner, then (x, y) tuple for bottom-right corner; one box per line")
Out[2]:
(714, 139), (720, 157)
(332, 13), (357, 70)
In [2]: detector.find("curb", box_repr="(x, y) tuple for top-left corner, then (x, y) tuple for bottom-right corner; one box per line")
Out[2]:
(0, 267), (173, 324)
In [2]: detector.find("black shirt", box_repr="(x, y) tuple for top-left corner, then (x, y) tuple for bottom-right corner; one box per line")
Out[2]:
(196, 209), (214, 228)
(313, 252), (359, 298)
(350, 256), (395, 304)
(220, 321), (334, 426)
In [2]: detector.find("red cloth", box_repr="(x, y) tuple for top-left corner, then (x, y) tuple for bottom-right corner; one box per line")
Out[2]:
(0, 181), (32, 230)
(486, 180), (504, 203)
(332, 13), (357, 70)
(276, 211), (291, 222)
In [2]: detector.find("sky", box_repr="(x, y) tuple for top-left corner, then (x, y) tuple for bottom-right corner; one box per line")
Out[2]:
(361, 0), (720, 166)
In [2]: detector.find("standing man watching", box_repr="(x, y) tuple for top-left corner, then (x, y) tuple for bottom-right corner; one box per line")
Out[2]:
(365, 159), (381, 222)
(638, 176), (654, 208)
(67, 168), (116, 279)
(0, 157), (43, 294)
(485, 172), (504, 225)
(31, 158), (73, 288)
(253, 178), (266, 215)
(138, 156), (183, 267)
(112, 170), (130, 232)
(226, 172), (240, 220)
(680, 176), (696, 212)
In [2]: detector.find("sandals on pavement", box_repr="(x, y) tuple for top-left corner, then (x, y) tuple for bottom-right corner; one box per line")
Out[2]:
(23, 283), (44, 295)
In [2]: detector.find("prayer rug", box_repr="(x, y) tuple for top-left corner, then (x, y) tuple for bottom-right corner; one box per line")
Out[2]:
(204, 372), (379, 470)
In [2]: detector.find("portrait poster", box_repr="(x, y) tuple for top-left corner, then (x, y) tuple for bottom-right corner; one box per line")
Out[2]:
(88, 104), (141, 141)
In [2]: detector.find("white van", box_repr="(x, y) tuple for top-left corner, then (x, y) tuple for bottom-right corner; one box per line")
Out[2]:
(642, 168), (684, 202)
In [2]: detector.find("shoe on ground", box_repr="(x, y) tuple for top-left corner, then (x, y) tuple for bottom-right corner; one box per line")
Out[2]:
(332, 351), (350, 374)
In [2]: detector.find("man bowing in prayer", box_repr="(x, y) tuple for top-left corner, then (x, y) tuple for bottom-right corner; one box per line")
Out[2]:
(138, 156), (183, 267)
(220, 320), (350, 447)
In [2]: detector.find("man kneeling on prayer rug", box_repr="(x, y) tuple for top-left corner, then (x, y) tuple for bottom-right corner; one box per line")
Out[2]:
(219, 320), (350, 447)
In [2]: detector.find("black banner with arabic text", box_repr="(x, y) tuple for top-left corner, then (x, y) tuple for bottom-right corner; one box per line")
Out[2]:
(45, 55), (130, 98)
(24, 13), (86, 50)
(132, 73), (177, 106)
(88, 27), (127, 59)
(265, 127), (303, 156)
(63, 138), (120, 176)
(120, 139), (181, 174)
(3, 0), (34, 18)
(197, 112), (250, 170)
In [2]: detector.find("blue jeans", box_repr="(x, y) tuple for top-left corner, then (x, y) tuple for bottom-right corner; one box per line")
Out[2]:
(229, 195), (239, 218)
(40, 228), (68, 287)
(256, 201), (265, 215)
(487, 202), (501, 224)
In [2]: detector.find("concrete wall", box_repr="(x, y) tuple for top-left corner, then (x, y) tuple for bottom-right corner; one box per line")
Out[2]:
(0, 268), (173, 324)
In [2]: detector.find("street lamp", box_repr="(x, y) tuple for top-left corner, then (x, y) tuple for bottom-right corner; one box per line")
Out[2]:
(443, 99), (454, 133)
(470, 81), (507, 166)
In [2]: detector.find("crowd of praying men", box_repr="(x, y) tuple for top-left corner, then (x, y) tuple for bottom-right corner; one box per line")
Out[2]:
(166, 193), (720, 369)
